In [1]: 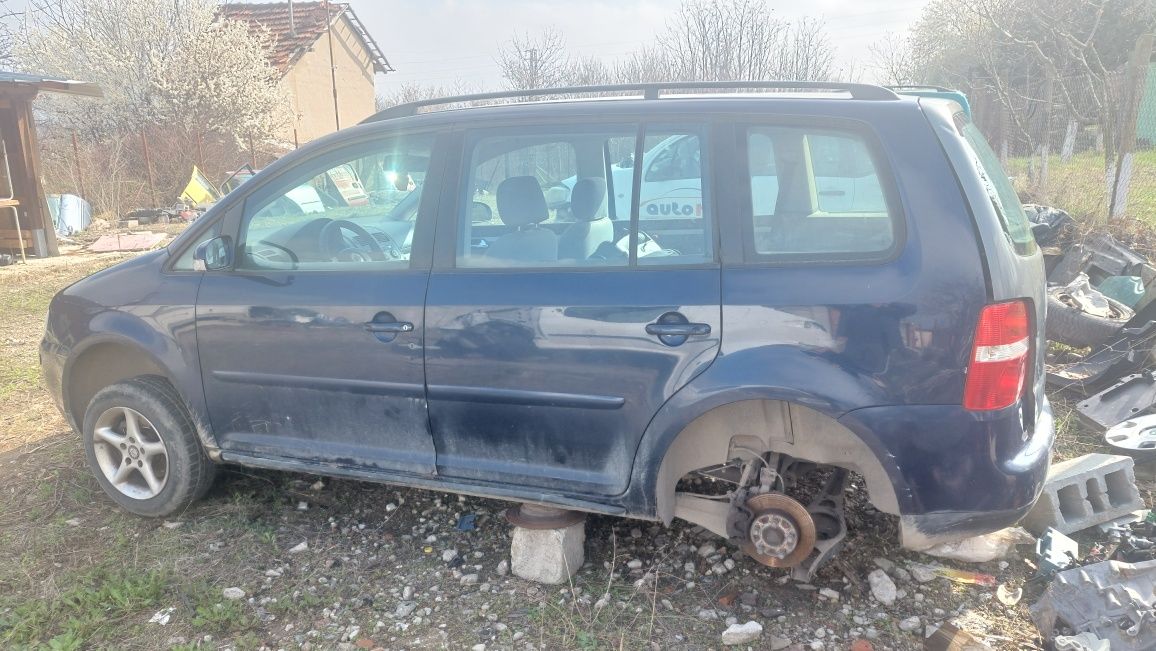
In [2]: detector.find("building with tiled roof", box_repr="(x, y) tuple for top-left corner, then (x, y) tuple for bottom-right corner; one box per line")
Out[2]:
(219, 2), (392, 143)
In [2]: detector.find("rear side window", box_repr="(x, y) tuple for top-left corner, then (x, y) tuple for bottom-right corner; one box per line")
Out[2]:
(455, 124), (713, 268)
(743, 126), (896, 261)
(955, 115), (1036, 255)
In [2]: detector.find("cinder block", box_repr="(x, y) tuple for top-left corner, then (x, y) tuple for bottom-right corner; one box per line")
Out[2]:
(510, 521), (585, 585)
(1021, 453), (1143, 535)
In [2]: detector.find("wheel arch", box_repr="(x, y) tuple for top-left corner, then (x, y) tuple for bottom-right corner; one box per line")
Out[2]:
(63, 335), (219, 458)
(651, 398), (906, 526)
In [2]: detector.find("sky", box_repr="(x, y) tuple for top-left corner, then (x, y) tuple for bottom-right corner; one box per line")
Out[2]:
(345, 0), (934, 98)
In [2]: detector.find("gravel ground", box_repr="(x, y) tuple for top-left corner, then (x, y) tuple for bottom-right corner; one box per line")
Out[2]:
(1, 248), (1152, 650)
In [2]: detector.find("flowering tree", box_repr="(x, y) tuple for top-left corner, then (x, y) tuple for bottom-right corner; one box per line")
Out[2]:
(15, 0), (287, 141)
(11, 0), (290, 213)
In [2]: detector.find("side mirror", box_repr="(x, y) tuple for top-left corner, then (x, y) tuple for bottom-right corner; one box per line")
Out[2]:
(193, 236), (233, 271)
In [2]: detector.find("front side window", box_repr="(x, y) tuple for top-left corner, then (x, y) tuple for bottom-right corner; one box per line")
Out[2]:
(745, 125), (896, 260)
(456, 125), (713, 269)
(238, 136), (433, 270)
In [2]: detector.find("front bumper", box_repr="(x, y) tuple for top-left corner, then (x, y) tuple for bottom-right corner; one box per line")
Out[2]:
(840, 397), (1054, 549)
(39, 337), (69, 425)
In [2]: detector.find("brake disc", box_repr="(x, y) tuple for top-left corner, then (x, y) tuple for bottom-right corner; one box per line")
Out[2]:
(740, 492), (817, 568)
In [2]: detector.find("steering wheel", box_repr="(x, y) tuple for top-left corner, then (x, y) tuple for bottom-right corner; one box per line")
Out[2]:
(319, 219), (386, 262)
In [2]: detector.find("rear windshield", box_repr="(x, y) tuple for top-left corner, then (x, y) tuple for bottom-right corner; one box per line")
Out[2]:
(954, 113), (1036, 255)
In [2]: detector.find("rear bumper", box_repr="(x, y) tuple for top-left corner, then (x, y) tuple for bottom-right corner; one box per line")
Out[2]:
(839, 397), (1054, 549)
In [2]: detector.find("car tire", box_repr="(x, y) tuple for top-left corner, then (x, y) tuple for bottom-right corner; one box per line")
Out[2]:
(1045, 287), (1133, 349)
(82, 377), (216, 517)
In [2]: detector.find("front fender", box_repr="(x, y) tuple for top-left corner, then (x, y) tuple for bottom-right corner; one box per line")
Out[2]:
(52, 255), (212, 451)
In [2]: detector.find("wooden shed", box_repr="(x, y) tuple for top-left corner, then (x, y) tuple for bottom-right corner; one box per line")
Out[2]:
(0, 72), (101, 259)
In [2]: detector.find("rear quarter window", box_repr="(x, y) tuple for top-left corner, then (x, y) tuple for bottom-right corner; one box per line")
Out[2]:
(742, 125), (899, 263)
(954, 114), (1036, 256)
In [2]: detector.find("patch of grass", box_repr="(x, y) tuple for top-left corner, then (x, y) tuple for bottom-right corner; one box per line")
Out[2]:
(1007, 149), (1156, 224)
(0, 568), (168, 647)
(188, 584), (253, 634)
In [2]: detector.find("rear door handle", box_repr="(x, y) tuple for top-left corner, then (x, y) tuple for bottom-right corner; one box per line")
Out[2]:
(645, 323), (711, 337)
(365, 322), (414, 333)
(365, 312), (413, 343)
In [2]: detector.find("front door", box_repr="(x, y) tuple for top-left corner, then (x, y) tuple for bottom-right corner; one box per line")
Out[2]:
(196, 134), (441, 475)
(424, 123), (722, 496)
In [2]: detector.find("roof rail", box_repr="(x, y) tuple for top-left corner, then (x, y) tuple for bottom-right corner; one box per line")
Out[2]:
(364, 80), (899, 123)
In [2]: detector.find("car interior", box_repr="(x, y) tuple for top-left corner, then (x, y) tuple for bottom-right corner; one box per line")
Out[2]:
(459, 131), (710, 267)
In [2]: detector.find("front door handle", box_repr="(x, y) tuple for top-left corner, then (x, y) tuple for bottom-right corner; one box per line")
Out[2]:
(365, 312), (413, 343)
(647, 312), (711, 346)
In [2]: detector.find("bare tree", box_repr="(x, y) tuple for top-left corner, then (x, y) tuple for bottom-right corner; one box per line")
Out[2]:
(497, 27), (571, 91)
(376, 81), (479, 110)
(775, 17), (835, 81)
(658, 0), (786, 81)
(868, 33), (917, 85)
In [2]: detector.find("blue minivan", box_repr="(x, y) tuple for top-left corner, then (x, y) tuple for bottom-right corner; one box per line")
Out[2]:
(41, 82), (1052, 576)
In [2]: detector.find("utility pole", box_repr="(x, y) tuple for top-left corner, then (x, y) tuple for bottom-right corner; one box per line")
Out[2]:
(324, 0), (340, 131)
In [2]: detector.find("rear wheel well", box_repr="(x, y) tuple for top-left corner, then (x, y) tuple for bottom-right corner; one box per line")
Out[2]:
(66, 343), (169, 429)
(655, 399), (901, 525)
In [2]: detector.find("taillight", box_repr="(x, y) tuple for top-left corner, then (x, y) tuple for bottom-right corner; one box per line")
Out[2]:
(963, 300), (1031, 411)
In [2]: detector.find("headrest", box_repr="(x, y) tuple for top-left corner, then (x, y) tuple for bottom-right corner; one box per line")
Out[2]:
(496, 176), (548, 228)
(570, 178), (607, 222)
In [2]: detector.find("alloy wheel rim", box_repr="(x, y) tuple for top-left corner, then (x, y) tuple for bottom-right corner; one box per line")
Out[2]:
(92, 406), (169, 500)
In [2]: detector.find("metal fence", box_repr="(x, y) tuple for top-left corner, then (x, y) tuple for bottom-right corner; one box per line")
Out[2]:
(969, 51), (1156, 225)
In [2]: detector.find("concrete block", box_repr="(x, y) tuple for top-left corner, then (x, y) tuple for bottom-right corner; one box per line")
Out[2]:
(1021, 453), (1143, 535)
(510, 521), (585, 585)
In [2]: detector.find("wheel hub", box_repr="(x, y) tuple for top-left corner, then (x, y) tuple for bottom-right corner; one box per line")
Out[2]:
(740, 493), (817, 568)
(750, 511), (799, 558)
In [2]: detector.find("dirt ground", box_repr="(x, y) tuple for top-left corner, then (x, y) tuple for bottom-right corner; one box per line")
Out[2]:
(1, 246), (1152, 651)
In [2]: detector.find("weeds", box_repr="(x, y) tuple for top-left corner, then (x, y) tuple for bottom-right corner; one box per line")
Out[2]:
(0, 567), (168, 647)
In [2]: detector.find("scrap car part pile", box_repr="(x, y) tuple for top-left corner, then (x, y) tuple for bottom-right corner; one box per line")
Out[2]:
(1031, 558), (1156, 651)
(1029, 206), (1156, 648)
(1038, 208), (1156, 460)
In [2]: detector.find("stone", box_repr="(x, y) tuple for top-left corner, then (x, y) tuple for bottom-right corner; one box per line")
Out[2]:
(496, 560), (509, 576)
(697, 608), (719, 620)
(721, 621), (763, 646)
(510, 521), (585, 585)
(289, 541), (309, 554)
(394, 602), (417, 618)
(819, 588), (840, 601)
(910, 565), (936, 583)
(697, 542), (718, 557)
(626, 559), (643, 570)
(222, 587), (245, 600)
(867, 569), (897, 606)
(442, 549), (459, 563)
(899, 616), (921, 632)
(872, 557), (895, 572)
(460, 574), (479, 585)
(770, 636), (792, 650)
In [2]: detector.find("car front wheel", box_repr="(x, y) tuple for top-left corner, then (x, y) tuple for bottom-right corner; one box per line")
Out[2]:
(82, 377), (216, 517)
